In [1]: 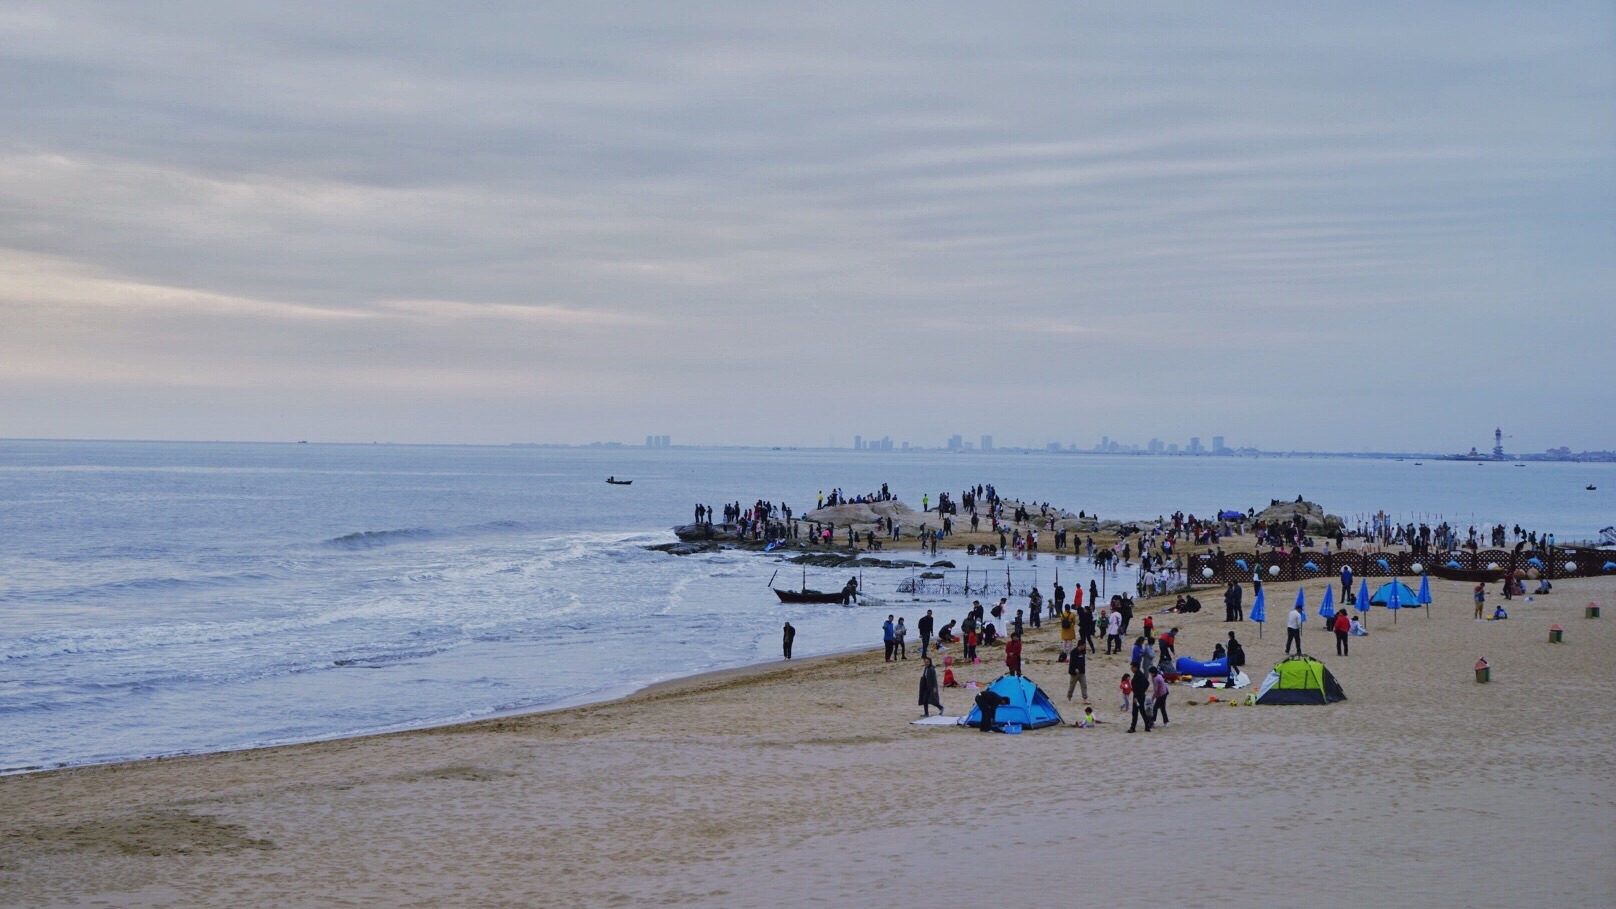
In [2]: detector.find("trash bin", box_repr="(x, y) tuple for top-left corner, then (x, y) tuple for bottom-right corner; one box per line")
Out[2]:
(1548, 624), (1564, 643)
(1474, 658), (1490, 683)
(1587, 604), (1601, 619)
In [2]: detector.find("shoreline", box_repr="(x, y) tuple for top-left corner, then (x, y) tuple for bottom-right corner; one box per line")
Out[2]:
(4, 574), (1613, 907)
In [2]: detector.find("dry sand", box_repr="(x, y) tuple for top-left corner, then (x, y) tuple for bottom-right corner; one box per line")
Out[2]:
(3, 575), (1614, 908)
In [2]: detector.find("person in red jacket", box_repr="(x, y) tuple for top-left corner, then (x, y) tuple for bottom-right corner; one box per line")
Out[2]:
(1333, 609), (1353, 656)
(1005, 632), (1024, 677)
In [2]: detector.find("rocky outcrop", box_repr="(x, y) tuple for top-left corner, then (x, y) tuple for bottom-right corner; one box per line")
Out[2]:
(672, 522), (746, 543)
(646, 541), (724, 556)
(1254, 500), (1344, 535)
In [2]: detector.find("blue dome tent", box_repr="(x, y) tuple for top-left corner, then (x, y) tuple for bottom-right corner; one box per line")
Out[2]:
(963, 675), (1063, 730)
(1370, 580), (1421, 607)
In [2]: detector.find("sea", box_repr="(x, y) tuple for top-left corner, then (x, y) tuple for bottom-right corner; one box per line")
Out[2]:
(2, 440), (1609, 774)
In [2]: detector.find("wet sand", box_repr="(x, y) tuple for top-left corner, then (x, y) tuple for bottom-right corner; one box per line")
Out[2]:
(2, 575), (1613, 908)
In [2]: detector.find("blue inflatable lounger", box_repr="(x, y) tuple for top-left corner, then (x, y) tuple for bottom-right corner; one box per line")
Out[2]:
(1174, 655), (1230, 678)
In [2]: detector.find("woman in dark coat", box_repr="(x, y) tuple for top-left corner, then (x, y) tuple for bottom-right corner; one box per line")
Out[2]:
(918, 658), (943, 716)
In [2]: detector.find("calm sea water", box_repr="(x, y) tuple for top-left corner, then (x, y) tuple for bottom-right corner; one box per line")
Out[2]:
(1, 441), (1609, 772)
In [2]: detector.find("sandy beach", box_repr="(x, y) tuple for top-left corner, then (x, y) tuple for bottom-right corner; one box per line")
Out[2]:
(4, 570), (1614, 908)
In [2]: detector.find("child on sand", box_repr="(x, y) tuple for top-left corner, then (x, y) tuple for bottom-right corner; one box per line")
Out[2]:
(1074, 707), (1099, 728)
(1119, 673), (1133, 713)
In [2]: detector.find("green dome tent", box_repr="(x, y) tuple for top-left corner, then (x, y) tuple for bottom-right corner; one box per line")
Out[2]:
(1253, 655), (1347, 705)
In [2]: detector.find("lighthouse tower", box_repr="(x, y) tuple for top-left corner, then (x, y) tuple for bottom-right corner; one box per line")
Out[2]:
(1492, 427), (1505, 460)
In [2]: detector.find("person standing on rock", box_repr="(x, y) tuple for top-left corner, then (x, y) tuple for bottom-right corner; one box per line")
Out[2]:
(783, 622), (796, 659)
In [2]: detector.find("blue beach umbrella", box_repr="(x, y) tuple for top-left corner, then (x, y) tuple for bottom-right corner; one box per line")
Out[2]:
(1357, 578), (1371, 615)
(1376, 558), (1390, 572)
(1526, 557), (1544, 568)
(1417, 573), (1432, 606)
(1294, 587), (1307, 618)
(1251, 585), (1266, 638)
(1304, 561), (1320, 572)
(1236, 559), (1249, 573)
(1388, 578), (1402, 623)
(1604, 561), (1616, 572)
(1320, 585), (1336, 621)
(1444, 559), (1463, 570)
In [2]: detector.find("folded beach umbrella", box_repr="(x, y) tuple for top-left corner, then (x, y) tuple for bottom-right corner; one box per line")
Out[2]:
(1387, 579), (1401, 623)
(1417, 574), (1432, 605)
(1251, 586), (1266, 637)
(1294, 587), (1307, 619)
(1320, 585), (1335, 621)
(1357, 578), (1371, 614)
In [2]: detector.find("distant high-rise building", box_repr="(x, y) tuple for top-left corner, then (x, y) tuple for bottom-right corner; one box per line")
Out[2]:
(646, 435), (655, 448)
(1188, 436), (1204, 454)
(948, 434), (963, 451)
(661, 435), (671, 449)
(853, 435), (863, 451)
(1148, 438), (1164, 454)
(1212, 435), (1226, 454)
(1167, 443), (1180, 454)
(1047, 442), (1061, 452)
(1098, 435), (1110, 452)
(981, 434), (994, 451)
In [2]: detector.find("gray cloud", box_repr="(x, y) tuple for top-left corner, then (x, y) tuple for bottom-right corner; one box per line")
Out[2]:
(1, 2), (1611, 450)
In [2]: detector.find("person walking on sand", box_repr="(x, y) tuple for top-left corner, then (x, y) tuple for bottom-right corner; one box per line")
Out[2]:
(1225, 631), (1246, 681)
(1285, 603), (1304, 655)
(1106, 609), (1123, 654)
(1225, 582), (1243, 622)
(1067, 641), (1089, 702)
(882, 615), (896, 662)
(782, 622), (796, 659)
(919, 657), (943, 716)
(1149, 666), (1171, 727)
(1333, 609), (1351, 656)
(1127, 663), (1153, 733)
(918, 609), (935, 657)
(1005, 632), (1024, 677)
(1473, 583), (1486, 620)
(1059, 610), (1077, 658)
(1080, 604), (1097, 652)
(895, 617), (909, 660)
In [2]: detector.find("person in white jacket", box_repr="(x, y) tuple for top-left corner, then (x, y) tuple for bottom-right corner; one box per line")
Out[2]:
(1285, 604), (1305, 655)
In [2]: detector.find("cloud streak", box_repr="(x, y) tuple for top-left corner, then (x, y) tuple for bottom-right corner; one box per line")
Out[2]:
(0, 2), (1611, 450)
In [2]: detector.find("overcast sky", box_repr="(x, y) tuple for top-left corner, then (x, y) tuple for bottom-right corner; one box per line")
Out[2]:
(2, 3), (1612, 452)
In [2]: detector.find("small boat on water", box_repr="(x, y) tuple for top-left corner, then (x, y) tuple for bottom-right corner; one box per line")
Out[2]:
(773, 572), (859, 605)
(1588, 485), (1598, 491)
(606, 476), (633, 485)
(773, 587), (855, 605)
